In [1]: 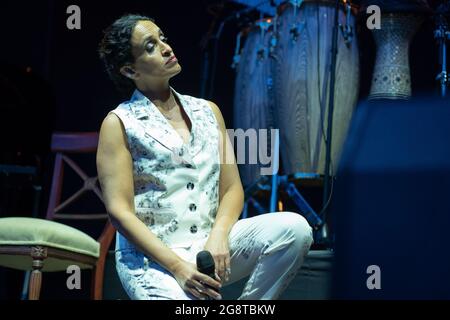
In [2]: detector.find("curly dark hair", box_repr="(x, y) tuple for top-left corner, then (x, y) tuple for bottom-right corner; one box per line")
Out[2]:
(98, 14), (155, 96)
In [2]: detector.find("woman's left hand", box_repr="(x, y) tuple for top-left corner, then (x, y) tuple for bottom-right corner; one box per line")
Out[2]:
(203, 230), (231, 283)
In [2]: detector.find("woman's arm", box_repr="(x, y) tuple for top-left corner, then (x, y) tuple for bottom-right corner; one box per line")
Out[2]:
(207, 101), (245, 236)
(97, 113), (183, 272)
(97, 113), (221, 299)
(205, 101), (245, 282)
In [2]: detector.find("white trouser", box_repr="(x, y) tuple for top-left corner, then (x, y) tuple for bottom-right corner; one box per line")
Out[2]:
(115, 211), (314, 300)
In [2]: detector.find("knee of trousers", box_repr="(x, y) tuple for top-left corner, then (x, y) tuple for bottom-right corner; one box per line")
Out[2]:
(276, 212), (314, 250)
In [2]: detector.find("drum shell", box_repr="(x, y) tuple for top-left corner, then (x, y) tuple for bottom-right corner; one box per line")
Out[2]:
(273, 1), (360, 175)
(233, 23), (275, 187)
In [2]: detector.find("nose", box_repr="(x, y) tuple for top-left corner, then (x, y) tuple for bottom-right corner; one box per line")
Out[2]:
(161, 42), (172, 56)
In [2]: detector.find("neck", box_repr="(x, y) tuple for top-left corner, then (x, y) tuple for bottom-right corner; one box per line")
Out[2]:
(137, 83), (177, 112)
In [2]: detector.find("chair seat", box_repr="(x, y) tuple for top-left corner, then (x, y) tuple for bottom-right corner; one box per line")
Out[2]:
(0, 217), (100, 271)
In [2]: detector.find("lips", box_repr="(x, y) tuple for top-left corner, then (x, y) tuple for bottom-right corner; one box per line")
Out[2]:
(166, 56), (178, 65)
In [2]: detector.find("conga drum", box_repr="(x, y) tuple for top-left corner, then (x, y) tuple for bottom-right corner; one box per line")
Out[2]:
(273, 0), (360, 175)
(359, 1), (432, 99)
(233, 18), (276, 187)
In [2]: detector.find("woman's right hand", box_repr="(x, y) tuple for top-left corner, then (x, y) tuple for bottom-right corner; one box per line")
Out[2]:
(172, 260), (222, 300)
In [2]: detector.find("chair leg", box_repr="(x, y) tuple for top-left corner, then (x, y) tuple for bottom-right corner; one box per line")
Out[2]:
(90, 265), (102, 300)
(91, 254), (107, 300)
(29, 246), (47, 300)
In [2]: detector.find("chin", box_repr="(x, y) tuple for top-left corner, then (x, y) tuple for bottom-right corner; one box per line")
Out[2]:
(170, 64), (182, 77)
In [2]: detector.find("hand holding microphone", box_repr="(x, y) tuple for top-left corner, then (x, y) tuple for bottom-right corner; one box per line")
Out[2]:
(196, 250), (222, 300)
(172, 253), (222, 300)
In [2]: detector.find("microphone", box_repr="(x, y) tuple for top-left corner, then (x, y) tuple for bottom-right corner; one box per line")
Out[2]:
(196, 250), (218, 300)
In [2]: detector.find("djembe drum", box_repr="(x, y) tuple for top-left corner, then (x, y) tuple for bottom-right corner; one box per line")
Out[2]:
(359, 0), (432, 99)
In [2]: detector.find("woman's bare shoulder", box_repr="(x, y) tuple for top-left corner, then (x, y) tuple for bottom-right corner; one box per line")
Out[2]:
(102, 112), (123, 130)
(99, 113), (128, 149)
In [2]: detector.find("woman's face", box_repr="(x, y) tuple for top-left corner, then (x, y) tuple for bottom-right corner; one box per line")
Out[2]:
(127, 20), (181, 86)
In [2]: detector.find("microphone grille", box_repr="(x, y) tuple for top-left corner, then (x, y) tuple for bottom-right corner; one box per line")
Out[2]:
(196, 250), (215, 273)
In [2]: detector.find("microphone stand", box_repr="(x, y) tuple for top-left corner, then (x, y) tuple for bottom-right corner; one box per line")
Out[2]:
(434, 2), (450, 97)
(320, 0), (341, 247)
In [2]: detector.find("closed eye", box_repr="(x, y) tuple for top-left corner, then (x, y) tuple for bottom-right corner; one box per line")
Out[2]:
(144, 35), (169, 53)
(145, 41), (155, 52)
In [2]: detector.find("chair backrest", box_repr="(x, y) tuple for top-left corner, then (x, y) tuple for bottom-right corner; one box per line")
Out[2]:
(44, 132), (116, 299)
(46, 132), (105, 221)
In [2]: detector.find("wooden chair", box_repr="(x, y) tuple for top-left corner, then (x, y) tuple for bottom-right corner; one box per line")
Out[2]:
(0, 132), (115, 299)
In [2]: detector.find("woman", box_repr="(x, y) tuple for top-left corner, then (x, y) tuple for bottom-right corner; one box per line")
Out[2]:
(97, 14), (313, 300)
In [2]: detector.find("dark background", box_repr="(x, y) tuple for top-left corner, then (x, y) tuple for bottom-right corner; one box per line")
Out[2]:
(0, 0), (448, 299)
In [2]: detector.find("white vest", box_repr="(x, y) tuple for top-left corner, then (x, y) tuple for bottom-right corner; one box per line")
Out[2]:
(111, 87), (221, 252)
